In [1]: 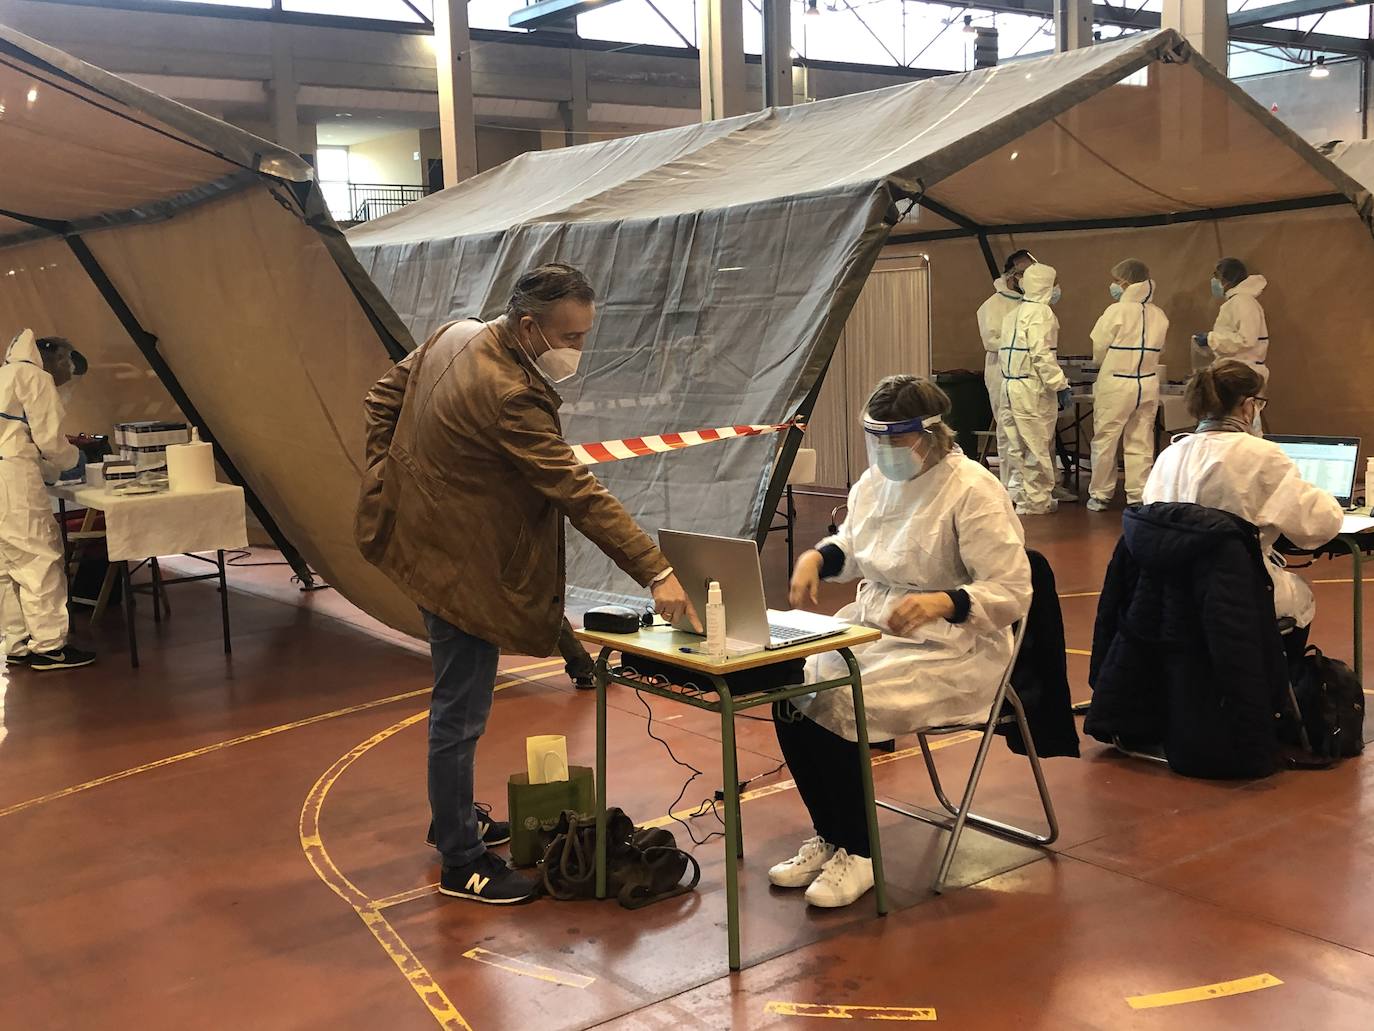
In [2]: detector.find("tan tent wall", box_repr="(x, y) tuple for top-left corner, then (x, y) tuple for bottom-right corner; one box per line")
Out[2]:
(900, 204), (1374, 440)
(0, 236), (183, 434)
(77, 185), (422, 636)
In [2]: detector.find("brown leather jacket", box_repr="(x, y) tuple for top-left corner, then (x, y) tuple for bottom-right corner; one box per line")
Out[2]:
(355, 319), (668, 655)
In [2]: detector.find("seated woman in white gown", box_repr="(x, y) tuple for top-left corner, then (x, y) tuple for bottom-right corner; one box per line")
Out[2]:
(1142, 358), (1342, 634)
(770, 375), (1032, 909)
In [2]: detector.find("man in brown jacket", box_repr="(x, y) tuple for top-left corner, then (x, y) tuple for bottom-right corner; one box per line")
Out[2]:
(357, 263), (694, 904)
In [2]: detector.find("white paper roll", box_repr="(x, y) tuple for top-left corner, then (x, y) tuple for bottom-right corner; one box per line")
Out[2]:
(166, 434), (216, 493)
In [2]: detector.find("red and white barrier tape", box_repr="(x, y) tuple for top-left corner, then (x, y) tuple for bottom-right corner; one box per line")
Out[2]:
(571, 421), (802, 466)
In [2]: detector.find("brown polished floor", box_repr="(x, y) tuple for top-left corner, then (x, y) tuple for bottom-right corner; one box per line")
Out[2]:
(3, 498), (1372, 1030)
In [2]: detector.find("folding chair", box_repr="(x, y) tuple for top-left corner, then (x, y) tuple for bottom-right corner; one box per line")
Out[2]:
(876, 617), (1060, 893)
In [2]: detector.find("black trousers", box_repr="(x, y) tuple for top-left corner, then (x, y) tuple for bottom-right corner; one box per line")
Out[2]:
(773, 700), (871, 857)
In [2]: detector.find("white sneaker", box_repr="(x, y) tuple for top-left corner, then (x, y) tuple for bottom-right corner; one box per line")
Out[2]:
(1086, 497), (1110, 512)
(804, 849), (874, 908)
(1015, 500), (1058, 516)
(768, 836), (835, 888)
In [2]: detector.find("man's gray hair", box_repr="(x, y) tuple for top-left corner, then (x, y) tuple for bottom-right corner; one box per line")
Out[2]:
(507, 263), (596, 320)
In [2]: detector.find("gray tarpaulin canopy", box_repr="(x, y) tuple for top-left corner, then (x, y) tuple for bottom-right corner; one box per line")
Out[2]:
(0, 21), (424, 636)
(351, 26), (1371, 613)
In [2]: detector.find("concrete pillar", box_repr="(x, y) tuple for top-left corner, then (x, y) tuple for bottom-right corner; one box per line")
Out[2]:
(762, 0), (793, 108)
(1053, 0), (1093, 53)
(268, 28), (300, 154)
(1162, 0), (1228, 71)
(434, 0), (479, 187)
(699, 0), (747, 121)
(561, 49), (590, 147)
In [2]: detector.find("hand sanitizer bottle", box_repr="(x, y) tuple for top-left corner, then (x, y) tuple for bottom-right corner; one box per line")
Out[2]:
(705, 581), (727, 659)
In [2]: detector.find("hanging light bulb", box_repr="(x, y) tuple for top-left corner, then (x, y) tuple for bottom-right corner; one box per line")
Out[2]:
(805, 0), (820, 16)
(1311, 56), (1330, 79)
(962, 14), (975, 34)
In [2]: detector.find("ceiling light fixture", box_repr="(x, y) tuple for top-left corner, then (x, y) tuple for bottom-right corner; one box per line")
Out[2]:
(1311, 56), (1330, 79)
(26, 87), (37, 103)
(805, 0), (820, 17)
(962, 14), (975, 33)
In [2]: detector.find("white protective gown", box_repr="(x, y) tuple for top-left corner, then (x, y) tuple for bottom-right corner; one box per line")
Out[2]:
(976, 277), (1023, 492)
(998, 264), (1068, 514)
(1208, 275), (1270, 384)
(1088, 280), (1170, 506)
(0, 330), (79, 656)
(800, 451), (1033, 742)
(1142, 431), (1342, 627)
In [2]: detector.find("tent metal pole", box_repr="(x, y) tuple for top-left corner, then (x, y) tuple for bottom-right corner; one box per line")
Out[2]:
(894, 192), (1351, 242)
(916, 193), (1000, 277)
(60, 234), (318, 589)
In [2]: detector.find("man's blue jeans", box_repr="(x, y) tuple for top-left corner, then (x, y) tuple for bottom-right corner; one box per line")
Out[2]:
(423, 609), (499, 869)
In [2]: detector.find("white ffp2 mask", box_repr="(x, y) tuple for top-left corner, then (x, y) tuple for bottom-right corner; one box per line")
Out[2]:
(523, 323), (583, 384)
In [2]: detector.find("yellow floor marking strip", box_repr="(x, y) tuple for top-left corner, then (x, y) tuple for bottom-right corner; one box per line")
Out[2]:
(462, 947), (595, 989)
(1066, 648), (1091, 657)
(299, 670), (553, 1030)
(638, 730), (979, 831)
(0, 658), (562, 821)
(1057, 590), (1102, 600)
(374, 883), (442, 910)
(1125, 973), (1282, 1010)
(765, 1001), (936, 1021)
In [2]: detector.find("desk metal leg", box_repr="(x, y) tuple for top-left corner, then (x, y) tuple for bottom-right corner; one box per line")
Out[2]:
(717, 684), (743, 971)
(843, 649), (887, 917)
(150, 558), (163, 625)
(594, 648), (610, 901)
(121, 561), (139, 670)
(1344, 537), (1363, 685)
(218, 550), (232, 654)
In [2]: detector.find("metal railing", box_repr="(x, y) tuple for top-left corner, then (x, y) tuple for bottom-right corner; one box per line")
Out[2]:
(347, 183), (431, 222)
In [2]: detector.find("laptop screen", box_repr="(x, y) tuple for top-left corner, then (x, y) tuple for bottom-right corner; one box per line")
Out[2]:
(1266, 435), (1360, 506)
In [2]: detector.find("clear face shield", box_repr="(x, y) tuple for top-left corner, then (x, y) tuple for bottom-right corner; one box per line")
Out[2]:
(863, 413), (942, 481)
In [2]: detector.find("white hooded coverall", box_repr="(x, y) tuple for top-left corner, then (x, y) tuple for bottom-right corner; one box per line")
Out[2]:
(998, 264), (1068, 515)
(1208, 275), (1270, 383)
(976, 277), (1023, 492)
(799, 451), (1032, 741)
(1089, 280), (1169, 506)
(0, 330), (78, 656)
(1143, 432), (1341, 627)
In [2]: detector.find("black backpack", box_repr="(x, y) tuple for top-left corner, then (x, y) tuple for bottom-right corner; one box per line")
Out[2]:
(1285, 646), (1365, 760)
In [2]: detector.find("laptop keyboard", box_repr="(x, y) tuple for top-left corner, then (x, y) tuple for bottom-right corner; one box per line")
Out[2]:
(768, 623), (816, 642)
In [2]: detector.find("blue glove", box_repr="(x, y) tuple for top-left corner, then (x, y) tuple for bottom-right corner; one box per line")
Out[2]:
(1057, 388), (1072, 412)
(59, 452), (86, 482)
(1193, 333), (1209, 347)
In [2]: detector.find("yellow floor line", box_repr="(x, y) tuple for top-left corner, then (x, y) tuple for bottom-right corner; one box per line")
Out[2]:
(765, 1001), (937, 1021)
(0, 658), (561, 821)
(1125, 973), (1282, 1010)
(462, 947), (595, 989)
(374, 883), (442, 910)
(638, 730), (980, 831)
(1066, 648), (1091, 657)
(298, 672), (547, 1030)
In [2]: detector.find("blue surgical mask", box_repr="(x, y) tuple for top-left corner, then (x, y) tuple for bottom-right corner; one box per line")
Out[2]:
(1049, 285), (1062, 306)
(874, 446), (921, 482)
(1108, 282), (1124, 301)
(1210, 277), (1226, 299)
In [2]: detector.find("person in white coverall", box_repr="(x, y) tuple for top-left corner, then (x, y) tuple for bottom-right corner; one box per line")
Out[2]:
(1087, 259), (1170, 512)
(1194, 257), (1269, 432)
(0, 330), (95, 671)
(1144, 359), (1340, 634)
(773, 375), (1031, 909)
(977, 249), (1034, 492)
(999, 263), (1070, 516)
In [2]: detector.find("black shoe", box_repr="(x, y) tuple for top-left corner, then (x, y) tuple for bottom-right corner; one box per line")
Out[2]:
(6, 649), (32, 667)
(572, 674), (596, 691)
(427, 802), (511, 849)
(439, 850), (538, 905)
(28, 646), (95, 672)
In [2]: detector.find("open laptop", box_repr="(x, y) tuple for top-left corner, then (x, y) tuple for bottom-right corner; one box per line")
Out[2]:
(659, 529), (848, 651)
(1266, 435), (1361, 510)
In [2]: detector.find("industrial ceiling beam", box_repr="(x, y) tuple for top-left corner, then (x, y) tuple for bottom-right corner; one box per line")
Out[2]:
(1229, 0), (1367, 30)
(508, 0), (621, 30)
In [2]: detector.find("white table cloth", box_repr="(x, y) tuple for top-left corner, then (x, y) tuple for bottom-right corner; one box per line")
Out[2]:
(54, 483), (248, 562)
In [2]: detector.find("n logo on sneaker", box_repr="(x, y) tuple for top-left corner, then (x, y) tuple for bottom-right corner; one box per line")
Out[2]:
(465, 872), (491, 895)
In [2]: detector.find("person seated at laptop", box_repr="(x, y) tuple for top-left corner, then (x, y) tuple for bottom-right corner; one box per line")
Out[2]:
(1142, 359), (1342, 636)
(770, 375), (1032, 909)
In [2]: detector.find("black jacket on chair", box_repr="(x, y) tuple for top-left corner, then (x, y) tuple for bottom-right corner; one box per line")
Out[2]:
(1085, 503), (1287, 779)
(1000, 550), (1080, 759)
